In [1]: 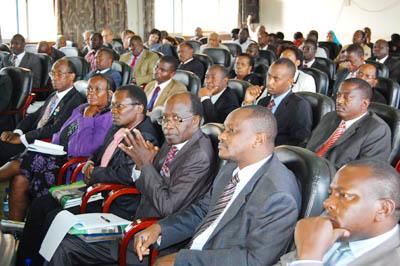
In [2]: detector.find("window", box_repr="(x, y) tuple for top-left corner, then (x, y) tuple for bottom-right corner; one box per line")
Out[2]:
(154, 0), (238, 35)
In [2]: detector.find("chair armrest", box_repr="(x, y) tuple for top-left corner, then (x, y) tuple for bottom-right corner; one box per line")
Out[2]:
(119, 218), (159, 266)
(21, 93), (36, 118)
(80, 183), (129, 213)
(56, 157), (88, 185)
(70, 162), (86, 183)
(102, 187), (140, 213)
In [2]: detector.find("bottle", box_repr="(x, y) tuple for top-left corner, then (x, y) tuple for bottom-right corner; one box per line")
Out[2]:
(25, 258), (32, 266)
(2, 187), (9, 219)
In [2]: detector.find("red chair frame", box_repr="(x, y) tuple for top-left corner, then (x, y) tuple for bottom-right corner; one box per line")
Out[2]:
(395, 160), (400, 173)
(0, 92), (35, 118)
(56, 157), (88, 185)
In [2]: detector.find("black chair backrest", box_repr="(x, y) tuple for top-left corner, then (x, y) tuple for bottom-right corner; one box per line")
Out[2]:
(25, 44), (37, 54)
(259, 50), (277, 66)
(203, 48), (231, 68)
(74, 80), (89, 98)
(60, 47), (80, 57)
(318, 41), (340, 60)
(199, 37), (208, 45)
(376, 77), (400, 108)
(173, 69), (201, 95)
(186, 40), (202, 54)
(0, 67), (33, 110)
(201, 123), (226, 170)
(275, 145), (334, 219)
(228, 79), (252, 103)
(111, 61), (131, 86)
(66, 56), (90, 81)
(175, 36), (185, 44)
(365, 60), (389, 78)
(36, 53), (52, 88)
(368, 103), (400, 165)
(301, 68), (330, 95)
(222, 42), (242, 57)
(296, 91), (335, 130)
(314, 57), (335, 81)
(0, 51), (10, 65)
(193, 53), (213, 74)
(253, 57), (270, 77)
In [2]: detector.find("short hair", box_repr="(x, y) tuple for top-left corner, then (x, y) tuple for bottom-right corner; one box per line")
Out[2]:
(149, 28), (161, 41)
(91, 32), (102, 40)
(60, 58), (77, 75)
(11, 34), (25, 44)
(160, 55), (179, 71)
(294, 32), (303, 40)
(308, 30), (319, 40)
(346, 43), (364, 58)
(231, 28), (240, 35)
(90, 73), (116, 91)
(121, 29), (135, 38)
(116, 85), (148, 113)
(238, 53), (254, 68)
(282, 45), (304, 65)
(276, 31), (284, 40)
(240, 28), (249, 35)
(209, 64), (229, 79)
(240, 105), (278, 144)
(364, 63), (379, 79)
(304, 39), (317, 50)
(342, 78), (373, 100)
(342, 160), (400, 220)
(97, 47), (114, 59)
(180, 41), (193, 50)
(129, 35), (143, 44)
(272, 58), (296, 78)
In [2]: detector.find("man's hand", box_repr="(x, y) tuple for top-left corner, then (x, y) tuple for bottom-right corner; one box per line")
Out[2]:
(198, 87), (215, 98)
(243, 85), (263, 105)
(118, 129), (159, 170)
(0, 131), (21, 144)
(295, 217), (350, 260)
(154, 253), (177, 266)
(82, 160), (95, 184)
(134, 223), (162, 261)
(247, 14), (252, 25)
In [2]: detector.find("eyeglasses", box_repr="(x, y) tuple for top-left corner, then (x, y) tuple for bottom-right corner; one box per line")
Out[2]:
(111, 102), (141, 110)
(157, 115), (194, 125)
(49, 71), (73, 78)
(87, 86), (107, 93)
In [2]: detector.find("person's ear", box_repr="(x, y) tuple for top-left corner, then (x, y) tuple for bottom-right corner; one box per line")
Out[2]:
(375, 199), (396, 222)
(252, 132), (267, 148)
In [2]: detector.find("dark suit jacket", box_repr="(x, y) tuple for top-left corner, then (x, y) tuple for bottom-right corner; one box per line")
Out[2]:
(332, 68), (350, 98)
(370, 56), (400, 82)
(0, 73), (13, 131)
(157, 154), (301, 266)
(1, 52), (42, 88)
(178, 58), (206, 82)
(16, 87), (85, 143)
(202, 87), (240, 123)
(85, 68), (122, 88)
(50, 47), (65, 63)
(372, 88), (387, 104)
(306, 111), (391, 169)
(258, 91), (313, 147)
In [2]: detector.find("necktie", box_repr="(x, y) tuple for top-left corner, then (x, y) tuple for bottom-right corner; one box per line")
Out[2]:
(189, 173), (240, 248)
(315, 120), (346, 157)
(147, 86), (161, 112)
(11, 54), (17, 66)
(266, 98), (275, 111)
(325, 242), (352, 266)
(37, 94), (58, 128)
(160, 146), (178, 177)
(130, 54), (138, 68)
(100, 128), (126, 167)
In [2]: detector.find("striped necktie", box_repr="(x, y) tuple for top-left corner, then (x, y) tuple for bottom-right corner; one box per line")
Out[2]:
(160, 146), (178, 178)
(315, 120), (346, 157)
(189, 173), (240, 247)
(147, 86), (161, 112)
(267, 99), (275, 111)
(37, 94), (58, 128)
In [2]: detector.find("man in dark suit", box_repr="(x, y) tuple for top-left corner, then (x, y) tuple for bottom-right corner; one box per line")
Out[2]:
(37, 41), (65, 64)
(0, 73), (13, 132)
(177, 42), (205, 82)
(199, 65), (240, 123)
(302, 39), (330, 77)
(371, 39), (400, 82)
(85, 47), (121, 88)
(47, 92), (217, 266)
(0, 58), (85, 166)
(356, 63), (387, 104)
(258, 31), (277, 54)
(307, 78), (391, 170)
(0, 34), (42, 88)
(274, 160), (400, 266)
(244, 58), (313, 147)
(131, 105), (301, 266)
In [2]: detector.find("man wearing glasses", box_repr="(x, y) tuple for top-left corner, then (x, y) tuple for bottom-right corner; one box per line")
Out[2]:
(0, 58), (85, 166)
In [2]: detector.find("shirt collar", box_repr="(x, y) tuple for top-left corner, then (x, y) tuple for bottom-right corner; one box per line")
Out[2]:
(378, 55), (388, 64)
(183, 57), (194, 64)
(343, 112), (368, 130)
(97, 68), (110, 74)
(211, 87), (227, 104)
(15, 51), (26, 60)
(56, 86), (74, 99)
(304, 58), (315, 67)
(271, 88), (291, 107)
(232, 154), (272, 179)
(157, 79), (172, 91)
(173, 140), (188, 151)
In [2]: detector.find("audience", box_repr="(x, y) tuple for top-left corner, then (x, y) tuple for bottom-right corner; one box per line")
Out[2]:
(198, 64), (240, 123)
(54, 35), (67, 50)
(37, 41), (65, 63)
(234, 28), (252, 52)
(116, 29), (135, 55)
(191, 27), (204, 41)
(199, 32), (230, 53)
(231, 28), (240, 41)
(81, 30), (92, 56)
(275, 160), (400, 265)
(293, 32), (304, 47)
(356, 63), (387, 104)
(246, 14), (266, 42)
(306, 30), (328, 58)
(258, 31), (276, 53)
(336, 30), (371, 65)
(177, 42), (206, 82)
(85, 32), (104, 71)
(371, 39), (400, 82)
(327, 30), (341, 46)
(307, 78), (391, 170)
(144, 28), (175, 57)
(302, 39), (330, 76)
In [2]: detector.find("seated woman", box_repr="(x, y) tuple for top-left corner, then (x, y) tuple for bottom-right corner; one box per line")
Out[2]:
(0, 74), (114, 221)
(232, 53), (263, 85)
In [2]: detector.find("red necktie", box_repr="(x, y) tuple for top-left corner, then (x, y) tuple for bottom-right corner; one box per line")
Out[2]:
(130, 55), (138, 68)
(315, 121), (346, 157)
(100, 128), (126, 167)
(160, 146), (178, 177)
(267, 99), (275, 111)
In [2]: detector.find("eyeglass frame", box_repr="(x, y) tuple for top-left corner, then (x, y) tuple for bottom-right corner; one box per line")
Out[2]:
(157, 114), (195, 125)
(111, 102), (142, 111)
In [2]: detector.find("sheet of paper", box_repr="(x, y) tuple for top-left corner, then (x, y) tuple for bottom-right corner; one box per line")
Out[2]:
(39, 210), (78, 261)
(73, 213), (131, 230)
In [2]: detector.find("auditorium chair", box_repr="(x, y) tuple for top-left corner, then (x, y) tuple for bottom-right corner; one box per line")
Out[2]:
(0, 67), (34, 127)
(73, 80), (89, 98)
(66, 56), (90, 81)
(60, 47), (80, 57)
(368, 102), (400, 166)
(173, 69), (201, 95)
(259, 50), (277, 66)
(296, 91), (335, 130)
(186, 40), (202, 54)
(301, 67), (330, 95)
(24, 43), (37, 54)
(313, 57), (336, 81)
(375, 77), (400, 108)
(318, 41), (340, 60)
(174, 36), (185, 44)
(32, 53), (52, 94)
(193, 53), (213, 78)
(199, 37), (208, 45)
(112, 61), (131, 86)
(365, 60), (390, 79)
(228, 79), (252, 103)
(0, 51), (10, 64)
(202, 48), (231, 68)
(222, 42), (242, 57)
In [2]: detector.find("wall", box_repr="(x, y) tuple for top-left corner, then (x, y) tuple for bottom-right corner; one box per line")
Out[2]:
(259, 0), (400, 44)
(126, 0), (144, 38)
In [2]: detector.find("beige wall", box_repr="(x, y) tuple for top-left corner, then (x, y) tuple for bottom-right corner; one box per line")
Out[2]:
(126, 0), (144, 38)
(259, 0), (400, 44)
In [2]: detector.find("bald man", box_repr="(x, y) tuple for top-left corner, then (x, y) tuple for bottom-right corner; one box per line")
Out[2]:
(177, 42), (206, 82)
(199, 32), (230, 53)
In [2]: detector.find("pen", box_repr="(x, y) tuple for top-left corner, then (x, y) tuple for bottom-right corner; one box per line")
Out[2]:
(100, 215), (111, 223)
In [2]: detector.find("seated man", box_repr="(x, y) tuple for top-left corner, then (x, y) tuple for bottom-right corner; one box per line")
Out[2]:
(37, 41), (65, 63)
(198, 65), (240, 123)
(336, 30), (371, 65)
(144, 56), (186, 119)
(243, 58), (313, 147)
(85, 47), (122, 88)
(258, 31), (277, 53)
(131, 106), (301, 266)
(233, 53), (263, 85)
(234, 28), (252, 52)
(46, 92), (217, 266)
(356, 63), (387, 104)
(101, 28), (121, 60)
(280, 46), (316, 93)
(307, 78), (391, 170)
(0, 34), (42, 88)
(275, 160), (400, 265)
(177, 42), (206, 82)
(115, 29), (135, 55)
(306, 30), (328, 58)
(85, 32), (104, 71)
(53, 35), (67, 50)
(120, 35), (159, 86)
(199, 32), (230, 53)
(371, 39), (400, 83)
(0, 58), (85, 166)
(302, 39), (330, 77)
(81, 30), (92, 57)
(191, 27), (204, 41)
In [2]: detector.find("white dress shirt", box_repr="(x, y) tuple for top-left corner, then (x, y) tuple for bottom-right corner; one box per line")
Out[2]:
(201, 87), (226, 104)
(190, 155), (272, 250)
(292, 70), (316, 93)
(14, 51), (26, 67)
(233, 38), (252, 52)
(342, 112), (368, 131)
(378, 55), (388, 64)
(303, 59), (315, 69)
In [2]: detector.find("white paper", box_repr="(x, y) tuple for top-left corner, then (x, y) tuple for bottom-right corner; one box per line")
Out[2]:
(27, 140), (66, 155)
(73, 213), (131, 230)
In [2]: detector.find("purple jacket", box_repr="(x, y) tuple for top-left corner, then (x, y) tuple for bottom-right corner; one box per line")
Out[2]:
(52, 104), (112, 157)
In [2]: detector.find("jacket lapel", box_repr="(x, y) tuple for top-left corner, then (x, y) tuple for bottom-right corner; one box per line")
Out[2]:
(155, 80), (175, 107)
(273, 91), (292, 119)
(314, 114), (341, 151)
(134, 50), (147, 76)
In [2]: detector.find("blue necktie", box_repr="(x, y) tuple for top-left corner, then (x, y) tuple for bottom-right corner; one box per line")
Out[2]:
(147, 86), (160, 112)
(325, 242), (352, 266)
